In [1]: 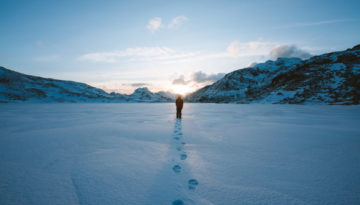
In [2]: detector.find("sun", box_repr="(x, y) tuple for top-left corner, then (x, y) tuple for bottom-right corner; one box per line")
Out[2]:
(171, 84), (191, 96)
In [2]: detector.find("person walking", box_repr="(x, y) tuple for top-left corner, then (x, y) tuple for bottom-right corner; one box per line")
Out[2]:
(176, 95), (184, 119)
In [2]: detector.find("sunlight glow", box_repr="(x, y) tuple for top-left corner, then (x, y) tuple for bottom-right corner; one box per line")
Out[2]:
(171, 84), (191, 96)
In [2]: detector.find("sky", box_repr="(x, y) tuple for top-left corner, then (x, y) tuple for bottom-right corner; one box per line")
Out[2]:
(1, 0), (360, 94)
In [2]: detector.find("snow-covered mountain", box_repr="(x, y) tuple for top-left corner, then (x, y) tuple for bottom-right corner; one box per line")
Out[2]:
(0, 67), (174, 103)
(127, 87), (175, 102)
(2, 44), (359, 104)
(187, 44), (360, 104)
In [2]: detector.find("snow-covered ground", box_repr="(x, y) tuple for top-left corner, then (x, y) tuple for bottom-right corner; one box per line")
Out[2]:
(0, 104), (359, 205)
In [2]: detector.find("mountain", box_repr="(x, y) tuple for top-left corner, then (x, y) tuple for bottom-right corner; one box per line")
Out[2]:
(187, 44), (360, 104)
(0, 67), (173, 103)
(127, 87), (175, 102)
(156, 91), (177, 101)
(2, 44), (359, 104)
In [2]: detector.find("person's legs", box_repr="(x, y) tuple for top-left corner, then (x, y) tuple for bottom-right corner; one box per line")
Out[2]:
(176, 108), (182, 119)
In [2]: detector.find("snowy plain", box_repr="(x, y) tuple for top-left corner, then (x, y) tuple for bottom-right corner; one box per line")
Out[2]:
(0, 104), (359, 205)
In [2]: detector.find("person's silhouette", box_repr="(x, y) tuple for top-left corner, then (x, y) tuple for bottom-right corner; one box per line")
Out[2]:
(175, 95), (184, 119)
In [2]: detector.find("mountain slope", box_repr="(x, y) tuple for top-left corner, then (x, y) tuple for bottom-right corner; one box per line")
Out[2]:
(0, 67), (173, 103)
(127, 87), (175, 102)
(187, 45), (360, 104)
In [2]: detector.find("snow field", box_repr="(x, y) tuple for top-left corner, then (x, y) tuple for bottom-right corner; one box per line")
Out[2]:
(0, 103), (359, 204)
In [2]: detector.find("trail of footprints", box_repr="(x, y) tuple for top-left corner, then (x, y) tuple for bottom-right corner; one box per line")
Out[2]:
(172, 120), (199, 205)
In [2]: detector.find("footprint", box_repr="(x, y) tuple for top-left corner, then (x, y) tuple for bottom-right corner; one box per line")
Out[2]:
(188, 179), (199, 190)
(176, 147), (182, 151)
(172, 200), (184, 205)
(172, 165), (181, 173)
(181, 142), (186, 145)
(180, 153), (187, 160)
(174, 136), (180, 140)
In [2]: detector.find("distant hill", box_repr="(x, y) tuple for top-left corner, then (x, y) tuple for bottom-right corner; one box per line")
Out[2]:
(186, 44), (360, 104)
(0, 67), (174, 103)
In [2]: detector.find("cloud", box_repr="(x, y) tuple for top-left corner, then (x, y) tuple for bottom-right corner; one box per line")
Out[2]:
(168, 16), (188, 29)
(270, 45), (312, 59)
(277, 19), (358, 29)
(172, 71), (225, 85)
(192, 71), (225, 83)
(129, 83), (148, 87)
(249, 41), (261, 50)
(147, 16), (188, 32)
(80, 40), (302, 66)
(227, 41), (241, 58)
(78, 52), (117, 63)
(248, 62), (258, 67)
(78, 47), (197, 63)
(147, 17), (163, 32)
(172, 75), (188, 85)
(226, 40), (272, 58)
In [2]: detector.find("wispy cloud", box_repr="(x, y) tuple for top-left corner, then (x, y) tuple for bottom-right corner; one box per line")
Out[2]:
(227, 41), (241, 58)
(78, 40), (314, 72)
(168, 16), (188, 29)
(147, 16), (188, 32)
(277, 19), (358, 29)
(226, 40), (273, 58)
(146, 17), (163, 32)
(78, 47), (197, 63)
(78, 52), (117, 63)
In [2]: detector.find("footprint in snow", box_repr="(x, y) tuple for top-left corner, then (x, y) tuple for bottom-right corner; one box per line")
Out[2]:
(174, 136), (180, 140)
(188, 179), (199, 190)
(172, 165), (181, 173)
(180, 153), (187, 160)
(176, 147), (182, 151)
(172, 200), (184, 205)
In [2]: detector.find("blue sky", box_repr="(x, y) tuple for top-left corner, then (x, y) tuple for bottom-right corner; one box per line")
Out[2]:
(1, 0), (359, 94)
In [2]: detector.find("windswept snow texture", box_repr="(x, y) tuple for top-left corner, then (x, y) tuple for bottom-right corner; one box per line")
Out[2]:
(0, 104), (360, 204)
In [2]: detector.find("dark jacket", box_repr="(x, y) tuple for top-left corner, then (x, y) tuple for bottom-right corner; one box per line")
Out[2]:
(176, 98), (184, 109)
